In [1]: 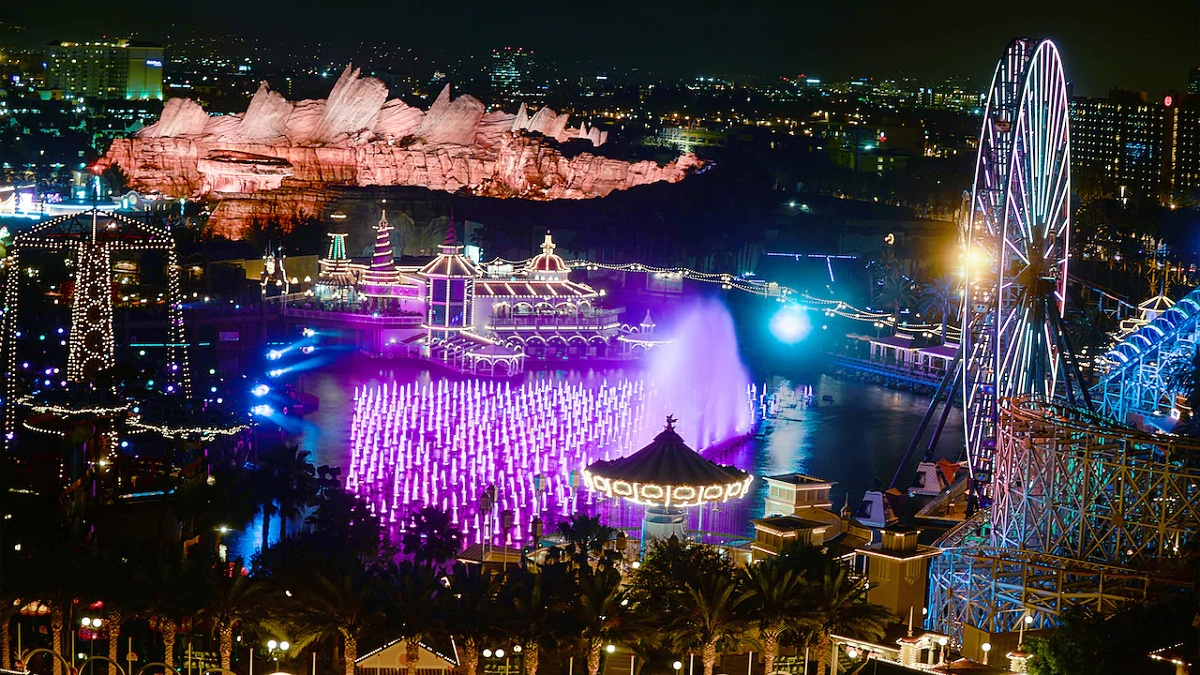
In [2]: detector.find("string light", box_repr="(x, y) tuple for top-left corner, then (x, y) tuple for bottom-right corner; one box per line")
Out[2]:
(485, 255), (962, 339)
(581, 469), (753, 508)
(128, 419), (250, 440)
(1, 209), (194, 449)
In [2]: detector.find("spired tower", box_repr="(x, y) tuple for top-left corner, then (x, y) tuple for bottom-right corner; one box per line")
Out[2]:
(418, 221), (480, 342)
(361, 210), (400, 288)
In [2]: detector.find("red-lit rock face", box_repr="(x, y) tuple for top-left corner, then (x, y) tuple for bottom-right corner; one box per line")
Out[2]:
(99, 65), (702, 239)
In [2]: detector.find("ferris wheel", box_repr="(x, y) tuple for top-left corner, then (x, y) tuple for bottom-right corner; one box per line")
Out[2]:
(959, 38), (1091, 496)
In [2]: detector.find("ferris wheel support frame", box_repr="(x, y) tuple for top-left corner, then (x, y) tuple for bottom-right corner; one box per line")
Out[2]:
(886, 38), (1093, 504)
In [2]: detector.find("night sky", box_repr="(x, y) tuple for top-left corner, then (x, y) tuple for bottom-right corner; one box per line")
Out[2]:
(2, 0), (1198, 96)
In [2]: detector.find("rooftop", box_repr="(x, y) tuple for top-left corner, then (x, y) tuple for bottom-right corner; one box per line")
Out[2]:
(751, 515), (830, 534)
(766, 472), (835, 487)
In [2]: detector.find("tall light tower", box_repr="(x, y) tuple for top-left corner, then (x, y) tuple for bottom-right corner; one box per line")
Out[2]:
(2, 208), (192, 445)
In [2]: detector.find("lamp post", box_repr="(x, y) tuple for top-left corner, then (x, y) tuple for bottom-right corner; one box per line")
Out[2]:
(482, 646), (518, 675)
(980, 642), (991, 665)
(81, 617), (102, 659)
(526, 515), (544, 570)
(266, 640), (289, 669)
(937, 638), (948, 666)
(500, 509), (515, 571)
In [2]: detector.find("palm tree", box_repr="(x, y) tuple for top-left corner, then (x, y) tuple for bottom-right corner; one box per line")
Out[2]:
(138, 552), (197, 670)
(502, 568), (568, 675)
(0, 601), (18, 671)
(670, 570), (744, 675)
(283, 564), (383, 675)
(254, 466), (280, 553)
(876, 268), (917, 321)
(401, 507), (463, 569)
(574, 568), (630, 675)
(442, 563), (504, 675)
(91, 547), (143, 675)
(803, 567), (893, 675)
(199, 561), (262, 671)
(917, 275), (960, 344)
(385, 561), (441, 675)
(739, 560), (804, 674)
(19, 517), (88, 675)
(555, 514), (620, 570)
(262, 445), (318, 540)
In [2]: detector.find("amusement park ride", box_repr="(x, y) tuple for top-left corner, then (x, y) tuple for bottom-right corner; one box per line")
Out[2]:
(860, 38), (1200, 654)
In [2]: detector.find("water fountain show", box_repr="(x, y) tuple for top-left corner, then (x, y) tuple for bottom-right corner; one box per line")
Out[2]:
(346, 299), (764, 547)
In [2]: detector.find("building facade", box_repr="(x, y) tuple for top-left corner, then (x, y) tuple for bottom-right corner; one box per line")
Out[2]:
(1069, 89), (1200, 204)
(305, 216), (646, 375)
(43, 40), (164, 100)
(490, 47), (536, 103)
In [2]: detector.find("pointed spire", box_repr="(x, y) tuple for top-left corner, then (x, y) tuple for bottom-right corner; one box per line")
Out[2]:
(444, 219), (459, 247)
(363, 208), (399, 285)
(326, 232), (348, 260)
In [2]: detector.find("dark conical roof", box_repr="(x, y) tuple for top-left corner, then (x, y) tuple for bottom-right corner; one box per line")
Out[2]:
(586, 417), (749, 486)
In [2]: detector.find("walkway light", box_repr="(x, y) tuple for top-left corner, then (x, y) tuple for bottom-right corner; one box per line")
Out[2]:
(605, 645), (616, 654)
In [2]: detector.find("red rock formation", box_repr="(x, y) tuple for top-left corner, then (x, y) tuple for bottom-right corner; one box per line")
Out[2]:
(98, 65), (701, 239)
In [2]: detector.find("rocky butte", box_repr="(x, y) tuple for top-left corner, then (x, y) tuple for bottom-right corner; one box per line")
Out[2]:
(101, 65), (703, 239)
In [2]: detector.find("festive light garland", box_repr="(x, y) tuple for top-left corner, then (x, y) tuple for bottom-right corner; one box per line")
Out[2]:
(128, 418), (250, 440)
(484, 256), (963, 339)
(16, 396), (130, 416)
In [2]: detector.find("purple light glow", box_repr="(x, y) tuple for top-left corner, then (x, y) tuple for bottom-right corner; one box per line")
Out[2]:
(348, 378), (655, 546)
(641, 299), (756, 448)
(348, 300), (762, 547)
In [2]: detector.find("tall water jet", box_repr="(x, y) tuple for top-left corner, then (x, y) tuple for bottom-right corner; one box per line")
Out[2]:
(643, 298), (754, 448)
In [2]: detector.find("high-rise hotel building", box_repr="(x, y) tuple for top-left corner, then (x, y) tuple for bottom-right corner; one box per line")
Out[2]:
(44, 40), (164, 101)
(1070, 81), (1200, 205)
(490, 47), (536, 103)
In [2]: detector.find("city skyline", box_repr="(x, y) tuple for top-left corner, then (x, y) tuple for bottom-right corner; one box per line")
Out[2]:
(1, 0), (1198, 97)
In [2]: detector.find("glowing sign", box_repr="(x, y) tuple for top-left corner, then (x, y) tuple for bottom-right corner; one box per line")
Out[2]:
(1164, 95), (1173, 107)
(145, 60), (162, 67)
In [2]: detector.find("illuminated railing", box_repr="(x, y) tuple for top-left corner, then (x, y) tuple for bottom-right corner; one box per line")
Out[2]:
(281, 306), (424, 326)
(829, 354), (948, 384)
(489, 314), (621, 329)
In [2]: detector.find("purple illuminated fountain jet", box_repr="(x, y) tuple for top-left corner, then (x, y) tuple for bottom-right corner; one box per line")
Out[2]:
(346, 300), (760, 547)
(642, 298), (755, 448)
